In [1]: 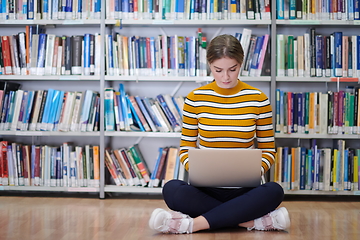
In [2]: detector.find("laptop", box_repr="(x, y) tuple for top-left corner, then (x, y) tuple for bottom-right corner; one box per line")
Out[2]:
(188, 148), (262, 188)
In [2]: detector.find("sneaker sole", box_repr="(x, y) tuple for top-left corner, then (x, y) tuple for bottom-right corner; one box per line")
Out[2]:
(278, 207), (291, 231)
(149, 208), (166, 230)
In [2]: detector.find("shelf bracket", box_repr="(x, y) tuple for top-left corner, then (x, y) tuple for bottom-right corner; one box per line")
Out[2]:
(159, 27), (167, 36)
(135, 137), (144, 145)
(211, 27), (223, 40)
(171, 82), (183, 97)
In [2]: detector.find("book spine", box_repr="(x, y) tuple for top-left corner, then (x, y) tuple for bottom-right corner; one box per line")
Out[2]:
(156, 94), (181, 132)
(315, 35), (324, 77)
(135, 96), (157, 132)
(64, 36), (72, 75)
(89, 34), (95, 75)
(36, 33), (47, 76)
(104, 88), (115, 131)
(80, 90), (95, 132)
(83, 34), (91, 75)
(18, 32), (27, 75)
(334, 32), (343, 77)
(71, 35), (83, 75)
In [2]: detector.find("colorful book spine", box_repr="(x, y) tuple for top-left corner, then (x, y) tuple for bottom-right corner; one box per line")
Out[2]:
(104, 88), (115, 131)
(156, 94), (181, 132)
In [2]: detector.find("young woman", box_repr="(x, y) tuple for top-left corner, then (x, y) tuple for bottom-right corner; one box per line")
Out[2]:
(148, 34), (290, 234)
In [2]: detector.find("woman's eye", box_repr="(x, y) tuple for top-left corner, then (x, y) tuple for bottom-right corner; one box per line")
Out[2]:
(230, 69), (236, 72)
(216, 70), (221, 73)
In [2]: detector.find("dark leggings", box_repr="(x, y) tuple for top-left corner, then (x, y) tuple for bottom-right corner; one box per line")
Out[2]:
(162, 180), (284, 230)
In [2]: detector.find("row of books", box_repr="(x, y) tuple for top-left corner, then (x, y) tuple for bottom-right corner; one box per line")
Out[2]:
(237, 28), (270, 77)
(277, 30), (360, 78)
(0, 0), (101, 20)
(105, 146), (187, 187)
(0, 0), (271, 21)
(277, 0), (360, 21)
(0, 28), (103, 76)
(275, 140), (360, 192)
(106, 0), (272, 21)
(105, 30), (208, 77)
(0, 87), (101, 132)
(105, 83), (184, 132)
(275, 88), (360, 135)
(0, 141), (100, 188)
(0, 27), (270, 77)
(104, 144), (153, 186)
(86, 28), (269, 77)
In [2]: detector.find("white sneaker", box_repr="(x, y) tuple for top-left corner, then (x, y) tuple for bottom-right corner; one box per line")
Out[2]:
(249, 207), (290, 231)
(149, 208), (193, 234)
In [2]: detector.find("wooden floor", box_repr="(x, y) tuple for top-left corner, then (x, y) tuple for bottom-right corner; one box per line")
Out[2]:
(0, 195), (359, 240)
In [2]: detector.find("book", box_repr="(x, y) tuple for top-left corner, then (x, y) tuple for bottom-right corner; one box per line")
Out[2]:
(104, 88), (115, 131)
(87, 94), (100, 132)
(162, 94), (182, 127)
(128, 144), (151, 184)
(71, 35), (83, 75)
(40, 89), (55, 131)
(149, 147), (163, 187)
(151, 147), (169, 187)
(113, 91), (121, 131)
(153, 99), (173, 132)
(134, 96), (158, 132)
(104, 149), (123, 186)
(113, 149), (134, 186)
(156, 94), (181, 132)
(69, 91), (83, 132)
(80, 90), (95, 132)
(163, 147), (179, 184)
(118, 148), (141, 185)
(33, 89), (48, 131)
(119, 83), (131, 131)
(142, 97), (166, 132)
(126, 148), (146, 186)
(128, 95), (151, 132)
(126, 96), (145, 131)
(277, 34), (286, 77)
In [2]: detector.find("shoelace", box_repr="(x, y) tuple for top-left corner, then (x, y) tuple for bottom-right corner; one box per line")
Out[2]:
(261, 213), (277, 231)
(164, 211), (191, 234)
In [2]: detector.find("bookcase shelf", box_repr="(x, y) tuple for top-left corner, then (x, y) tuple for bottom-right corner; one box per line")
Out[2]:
(0, 186), (99, 192)
(0, 131), (100, 136)
(284, 190), (360, 196)
(104, 185), (162, 193)
(105, 76), (271, 82)
(0, 75), (101, 81)
(0, 19), (104, 26)
(277, 20), (360, 26)
(111, 19), (272, 26)
(276, 77), (360, 83)
(105, 132), (181, 138)
(275, 133), (360, 139)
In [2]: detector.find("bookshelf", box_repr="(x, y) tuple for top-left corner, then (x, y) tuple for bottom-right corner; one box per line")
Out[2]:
(0, 0), (358, 198)
(274, 1), (360, 195)
(0, 1), (107, 196)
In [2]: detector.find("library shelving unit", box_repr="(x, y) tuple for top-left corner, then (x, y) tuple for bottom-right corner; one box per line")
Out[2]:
(1, 1), (359, 198)
(102, 17), (272, 196)
(274, 1), (360, 196)
(0, 15), (106, 196)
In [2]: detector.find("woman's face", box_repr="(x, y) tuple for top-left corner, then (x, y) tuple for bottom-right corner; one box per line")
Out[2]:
(209, 57), (241, 89)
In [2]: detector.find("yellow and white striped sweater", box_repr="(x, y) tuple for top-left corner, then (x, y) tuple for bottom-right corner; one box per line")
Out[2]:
(179, 80), (276, 175)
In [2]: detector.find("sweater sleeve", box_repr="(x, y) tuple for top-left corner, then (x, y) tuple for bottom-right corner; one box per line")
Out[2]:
(256, 92), (276, 175)
(179, 91), (198, 171)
